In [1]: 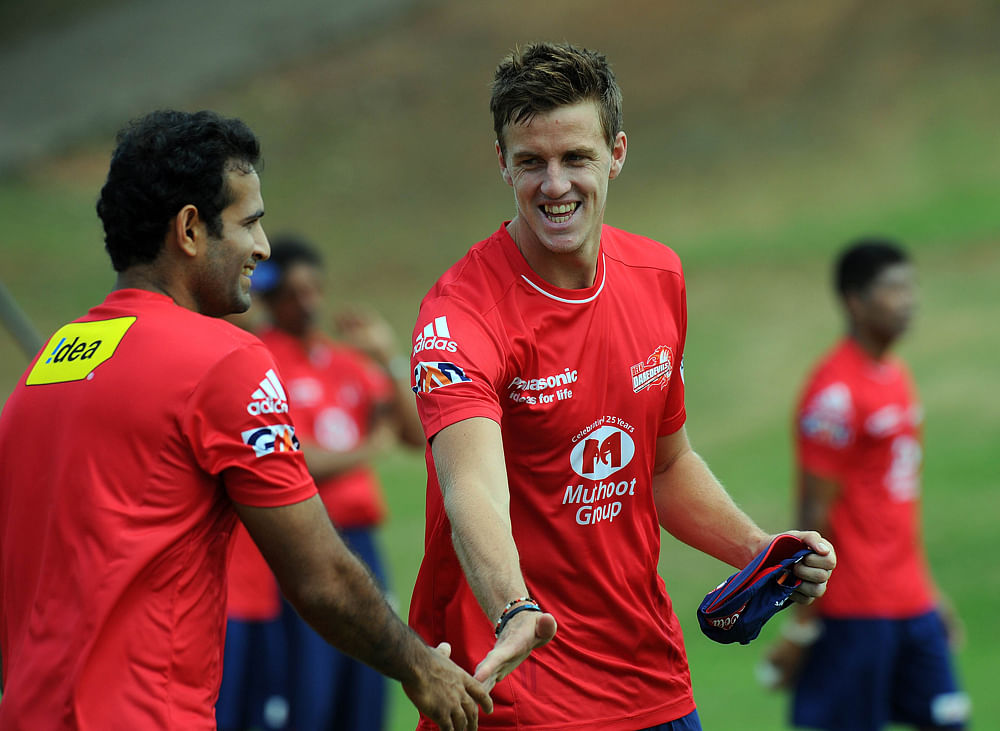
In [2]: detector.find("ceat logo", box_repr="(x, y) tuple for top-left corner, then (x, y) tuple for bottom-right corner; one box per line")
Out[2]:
(413, 361), (471, 394)
(241, 424), (300, 457)
(247, 369), (289, 415)
(570, 425), (635, 479)
(631, 345), (673, 393)
(413, 316), (458, 355)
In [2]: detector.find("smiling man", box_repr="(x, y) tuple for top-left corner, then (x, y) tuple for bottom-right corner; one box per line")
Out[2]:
(0, 110), (490, 730)
(406, 43), (837, 731)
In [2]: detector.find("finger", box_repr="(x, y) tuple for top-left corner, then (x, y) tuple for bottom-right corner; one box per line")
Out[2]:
(800, 550), (837, 571)
(793, 562), (833, 585)
(534, 612), (557, 646)
(473, 649), (505, 687)
(462, 693), (479, 730)
(435, 641), (453, 658)
(467, 677), (494, 714)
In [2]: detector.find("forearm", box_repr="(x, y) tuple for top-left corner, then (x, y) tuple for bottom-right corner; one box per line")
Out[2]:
(237, 496), (428, 684)
(433, 417), (532, 621)
(446, 479), (531, 621)
(653, 437), (769, 569)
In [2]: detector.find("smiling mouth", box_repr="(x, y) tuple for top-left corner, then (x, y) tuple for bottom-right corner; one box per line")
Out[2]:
(541, 202), (579, 223)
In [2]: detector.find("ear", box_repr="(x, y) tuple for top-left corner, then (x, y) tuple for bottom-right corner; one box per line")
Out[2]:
(843, 292), (866, 324)
(608, 131), (627, 180)
(171, 205), (202, 258)
(496, 140), (513, 187)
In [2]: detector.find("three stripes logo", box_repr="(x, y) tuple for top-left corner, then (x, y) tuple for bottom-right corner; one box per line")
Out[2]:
(413, 316), (457, 355)
(247, 369), (289, 415)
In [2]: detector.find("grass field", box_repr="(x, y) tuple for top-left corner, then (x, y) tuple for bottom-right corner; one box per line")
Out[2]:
(1, 1), (998, 728)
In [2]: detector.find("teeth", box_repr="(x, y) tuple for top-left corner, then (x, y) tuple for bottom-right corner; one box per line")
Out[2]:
(545, 203), (576, 215)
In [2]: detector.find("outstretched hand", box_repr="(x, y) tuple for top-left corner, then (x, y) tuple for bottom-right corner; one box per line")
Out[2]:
(403, 641), (493, 731)
(473, 610), (558, 693)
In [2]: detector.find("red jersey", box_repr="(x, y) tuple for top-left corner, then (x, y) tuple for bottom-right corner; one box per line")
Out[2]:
(258, 327), (392, 528)
(225, 329), (393, 620)
(0, 289), (316, 730)
(795, 337), (934, 618)
(409, 224), (694, 730)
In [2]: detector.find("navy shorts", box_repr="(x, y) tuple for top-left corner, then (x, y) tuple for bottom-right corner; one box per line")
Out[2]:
(792, 610), (969, 730)
(641, 708), (702, 730)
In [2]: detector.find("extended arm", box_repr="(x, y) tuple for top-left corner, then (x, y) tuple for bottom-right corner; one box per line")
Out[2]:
(652, 427), (835, 598)
(430, 417), (557, 690)
(236, 494), (492, 729)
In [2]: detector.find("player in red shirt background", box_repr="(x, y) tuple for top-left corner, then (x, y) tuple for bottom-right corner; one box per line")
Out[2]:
(219, 235), (424, 731)
(406, 43), (836, 730)
(761, 239), (969, 730)
(0, 109), (490, 731)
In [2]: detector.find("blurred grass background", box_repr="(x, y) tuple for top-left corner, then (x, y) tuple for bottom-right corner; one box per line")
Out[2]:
(1, 0), (997, 728)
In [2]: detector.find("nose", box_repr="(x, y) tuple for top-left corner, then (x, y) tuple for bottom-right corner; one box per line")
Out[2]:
(255, 229), (271, 261)
(540, 161), (572, 199)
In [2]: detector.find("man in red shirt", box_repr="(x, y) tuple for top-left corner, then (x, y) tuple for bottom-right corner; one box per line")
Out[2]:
(406, 42), (836, 730)
(763, 239), (969, 730)
(0, 109), (490, 730)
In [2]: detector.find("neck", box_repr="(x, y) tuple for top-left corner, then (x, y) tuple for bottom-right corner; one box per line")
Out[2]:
(849, 328), (892, 360)
(506, 220), (599, 290)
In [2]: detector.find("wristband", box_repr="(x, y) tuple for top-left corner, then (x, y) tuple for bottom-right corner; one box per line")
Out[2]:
(493, 597), (540, 637)
(494, 603), (541, 638)
(780, 619), (822, 646)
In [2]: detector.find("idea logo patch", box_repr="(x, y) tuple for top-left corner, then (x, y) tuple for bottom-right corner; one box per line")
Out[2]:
(26, 317), (136, 385)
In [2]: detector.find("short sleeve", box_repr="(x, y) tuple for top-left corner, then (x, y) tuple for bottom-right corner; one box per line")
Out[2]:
(410, 297), (505, 440)
(796, 379), (855, 479)
(658, 270), (688, 436)
(182, 343), (317, 507)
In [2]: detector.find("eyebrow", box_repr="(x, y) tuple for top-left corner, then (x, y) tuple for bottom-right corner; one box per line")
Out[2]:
(240, 209), (265, 224)
(512, 146), (598, 162)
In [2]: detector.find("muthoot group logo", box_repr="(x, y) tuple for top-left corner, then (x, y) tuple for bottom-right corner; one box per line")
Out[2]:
(562, 423), (638, 527)
(569, 425), (635, 480)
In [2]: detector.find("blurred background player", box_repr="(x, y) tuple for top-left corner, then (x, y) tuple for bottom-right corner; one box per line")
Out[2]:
(406, 42), (835, 731)
(219, 234), (423, 731)
(0, 109), (491, 730)
(762, 238), (970, 730)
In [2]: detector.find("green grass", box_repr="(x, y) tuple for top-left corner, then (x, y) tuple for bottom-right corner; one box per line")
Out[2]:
(2, 1), (999, 728)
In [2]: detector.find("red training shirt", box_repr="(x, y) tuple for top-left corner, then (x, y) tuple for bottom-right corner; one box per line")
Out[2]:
(409, 224), (695, 730)
(795, 337), (935, 618)
(0, 289), (316, 729)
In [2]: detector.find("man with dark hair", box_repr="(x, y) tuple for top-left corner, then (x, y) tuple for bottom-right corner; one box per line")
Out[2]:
(406, 42), (836, 730)
(762, 238), (970, 730)
(0, 109), (491, 730)
(219, 234), (423, 731)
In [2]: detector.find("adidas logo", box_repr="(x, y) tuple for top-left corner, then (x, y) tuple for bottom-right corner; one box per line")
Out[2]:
(247, 369), (289, 415)
(413, 315), (458, 355)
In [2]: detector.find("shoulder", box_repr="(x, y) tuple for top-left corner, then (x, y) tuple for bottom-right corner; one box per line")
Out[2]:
(602, 225), (683, 276)
(425, 228), (515, 306)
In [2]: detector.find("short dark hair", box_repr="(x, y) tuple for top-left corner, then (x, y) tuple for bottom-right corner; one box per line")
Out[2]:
(96, 109), (261, 272)
(254, 234), (323, 297)
(491, 42), (623, 158)
(835, 237), (910, 297)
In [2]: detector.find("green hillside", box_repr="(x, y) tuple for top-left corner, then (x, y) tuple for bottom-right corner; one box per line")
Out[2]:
(1, 1), (997, 728)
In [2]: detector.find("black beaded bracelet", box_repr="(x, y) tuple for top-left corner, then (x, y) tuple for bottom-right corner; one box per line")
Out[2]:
(494, 602), (541, 638)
